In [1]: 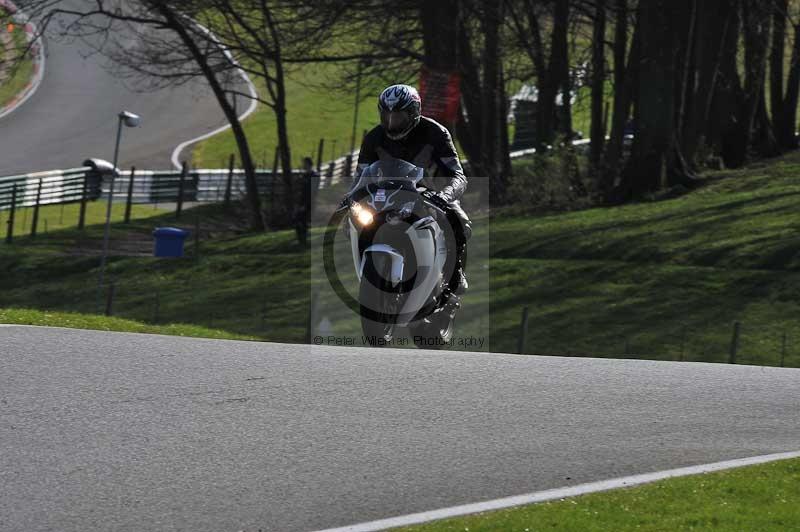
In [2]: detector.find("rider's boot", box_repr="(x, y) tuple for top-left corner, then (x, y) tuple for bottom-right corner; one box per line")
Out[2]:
(449, 241), (468, 295)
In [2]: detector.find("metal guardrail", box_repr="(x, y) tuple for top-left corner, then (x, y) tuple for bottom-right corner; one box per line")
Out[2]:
(0, 167), (96, 211)
(0, 166), (307, 212)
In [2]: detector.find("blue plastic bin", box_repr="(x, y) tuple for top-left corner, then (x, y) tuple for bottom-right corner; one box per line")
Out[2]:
(153, 227), (190, 258)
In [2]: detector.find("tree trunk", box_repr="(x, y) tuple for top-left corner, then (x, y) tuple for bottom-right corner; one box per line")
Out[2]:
(622, 0), (693, 196)
(742, 0), (775, 158)
(770, 0), (788, 132)
(449, 0), (511, 200)
(590, 0), (607, 176)
(261, 5), (294, 227)
(716, 0), (773, 167)
(709, 3), (748, 168)
(682, 0), (733, 167)
(602, 0), (635, 196)
(480, 0), (510, 203)
(536, 0), (569, 149)
(455, 16), (488, 177)
(779, 23), (800, 149)
(421, 0), (459, 70)
(755, 89), (780, 156)
(675, 0), (697, 149)
(774, 10), (800, 151)
(274, 82), (293, 218)
(159, 4), (264, 231)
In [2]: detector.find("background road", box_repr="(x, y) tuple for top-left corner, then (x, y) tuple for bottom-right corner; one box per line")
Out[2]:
(2, 325), (799, 531)
(0, 0), (231, 176)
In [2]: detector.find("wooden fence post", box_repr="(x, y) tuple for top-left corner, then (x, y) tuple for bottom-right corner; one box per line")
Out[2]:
(306, 289), (319, 344)
(105, 280), (115, 316)
(124, 166), (136, 224)
(316, 139), (325, 173)
(224, 154), (234, 207)
(194, 215), (200, 262)
(325, 161), (334, 188)
(270, 146), (279, 221)
(78, 174), (88, 230)
(5, 184), (17, 244)
(517, 306), (530, 354)
(344, 153), (353, 177)
(176, 161), (187, 219)
(780, 332), (787, 367)
(30, 179), (42, 237)
(728, 321), (741, 364)
(261, 295), (268, 332)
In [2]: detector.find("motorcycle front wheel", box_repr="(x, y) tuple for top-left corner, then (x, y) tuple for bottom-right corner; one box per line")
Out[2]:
(409, 308), (455, 350)
(359, 253), (400, 346)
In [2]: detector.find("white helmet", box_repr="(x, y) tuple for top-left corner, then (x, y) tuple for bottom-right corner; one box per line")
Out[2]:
(378, 84), (422, 140)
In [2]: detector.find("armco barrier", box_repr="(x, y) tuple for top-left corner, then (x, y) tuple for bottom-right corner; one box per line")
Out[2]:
(0, 166), (305, 212)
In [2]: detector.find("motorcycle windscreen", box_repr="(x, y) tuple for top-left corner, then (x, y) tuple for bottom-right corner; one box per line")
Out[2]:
(352, 156), (424, 191)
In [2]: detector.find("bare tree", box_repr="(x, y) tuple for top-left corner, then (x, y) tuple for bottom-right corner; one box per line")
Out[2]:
(23, 0), (348, 232)
(23, 0), (267, 229)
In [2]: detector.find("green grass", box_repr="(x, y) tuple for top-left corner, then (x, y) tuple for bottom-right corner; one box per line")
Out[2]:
(1, 152), (799, 366)
(0, 201), (313, 342)
(486, 156), (800, 364)
(192, 63), (393, 168)
(391, 458), (800, 532)
(0, 307), (257, 340)
(0, 23), (34, 108)
(0, 200), (170, 238)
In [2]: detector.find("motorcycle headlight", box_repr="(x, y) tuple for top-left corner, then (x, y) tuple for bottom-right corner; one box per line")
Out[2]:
(350, 202), (374, 227)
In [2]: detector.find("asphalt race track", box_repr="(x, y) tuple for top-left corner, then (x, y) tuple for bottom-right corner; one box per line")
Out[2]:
(2, 325), (799, 531)
(0, 0), (231, 176)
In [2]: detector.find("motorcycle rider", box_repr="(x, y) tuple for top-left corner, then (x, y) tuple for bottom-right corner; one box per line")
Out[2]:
(356, 84), (471, 295)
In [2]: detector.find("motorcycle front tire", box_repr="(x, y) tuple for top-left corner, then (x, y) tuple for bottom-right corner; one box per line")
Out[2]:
(359, 253), (397, 346)
(409, 308), (455, 350)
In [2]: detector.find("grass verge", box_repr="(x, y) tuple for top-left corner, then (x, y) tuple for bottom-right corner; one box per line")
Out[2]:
(0, 308), (257, 340)
(0, 200), (171, 239)
(390, 458), (800, 532)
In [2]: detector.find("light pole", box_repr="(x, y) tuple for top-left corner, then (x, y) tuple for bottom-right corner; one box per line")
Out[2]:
(97, 111), (141, 312)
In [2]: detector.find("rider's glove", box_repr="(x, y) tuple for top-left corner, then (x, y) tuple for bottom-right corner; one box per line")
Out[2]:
(436, 187), (455, 204)
(435, 192), (453, 204)
(422, 190), (449, 210)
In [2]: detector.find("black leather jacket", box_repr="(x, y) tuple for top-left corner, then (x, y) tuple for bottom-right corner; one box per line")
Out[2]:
(357, 116), (467, 203)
